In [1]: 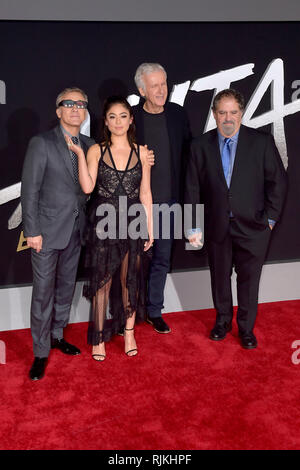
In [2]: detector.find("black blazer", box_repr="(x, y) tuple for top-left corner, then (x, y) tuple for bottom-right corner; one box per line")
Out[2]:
(21, 125), (95, 249)
(185, 125), (287, 243)
(133, 100), (191, 202)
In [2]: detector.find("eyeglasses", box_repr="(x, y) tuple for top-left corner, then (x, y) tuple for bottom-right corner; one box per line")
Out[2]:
(58, 100), (88, 109)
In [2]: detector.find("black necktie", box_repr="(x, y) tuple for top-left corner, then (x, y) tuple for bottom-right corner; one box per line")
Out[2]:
(70, 136), (79, 183)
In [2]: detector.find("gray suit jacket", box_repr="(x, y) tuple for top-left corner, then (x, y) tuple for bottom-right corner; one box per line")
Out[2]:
(21, 125), (95, 250)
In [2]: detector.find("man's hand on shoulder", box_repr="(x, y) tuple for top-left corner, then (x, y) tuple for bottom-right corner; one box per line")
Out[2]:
(141, 145), (155, 166)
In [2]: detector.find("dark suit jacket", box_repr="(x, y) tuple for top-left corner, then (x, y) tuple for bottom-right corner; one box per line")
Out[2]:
(185, 125), (287, 243)
(21, 125), (95, 249)
(133, 100), (191, 202)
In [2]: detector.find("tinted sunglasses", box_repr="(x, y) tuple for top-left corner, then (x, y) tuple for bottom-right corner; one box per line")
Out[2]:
(58, 99), (88, 109)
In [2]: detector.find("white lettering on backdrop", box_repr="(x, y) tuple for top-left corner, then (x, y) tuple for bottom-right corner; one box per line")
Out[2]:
(1, 58), (300, 229)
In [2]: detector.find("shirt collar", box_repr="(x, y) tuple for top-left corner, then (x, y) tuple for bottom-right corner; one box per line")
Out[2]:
(60, 125), (79, 139)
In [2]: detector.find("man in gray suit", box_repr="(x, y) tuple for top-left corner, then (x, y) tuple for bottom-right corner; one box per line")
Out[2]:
(21, 87), (95, 380)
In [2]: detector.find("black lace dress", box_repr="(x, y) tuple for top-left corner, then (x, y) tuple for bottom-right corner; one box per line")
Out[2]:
(83, 144), (148, 345)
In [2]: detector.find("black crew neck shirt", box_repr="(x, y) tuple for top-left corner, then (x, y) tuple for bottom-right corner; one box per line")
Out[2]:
(143, 110), (173, 203)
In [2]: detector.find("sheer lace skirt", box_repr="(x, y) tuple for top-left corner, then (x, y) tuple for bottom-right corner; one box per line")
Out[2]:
(83, 231), (148, 345)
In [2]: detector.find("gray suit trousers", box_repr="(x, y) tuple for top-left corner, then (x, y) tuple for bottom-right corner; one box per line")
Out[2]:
(30, 219), (81, 357)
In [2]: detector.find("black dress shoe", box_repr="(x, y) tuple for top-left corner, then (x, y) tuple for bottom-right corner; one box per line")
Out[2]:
(146, 316), (171, 334)
(29, 357), (47, 381)
(240, 332), (257, 349)
(209, 322), (232, 341)
(51, 338), (81, 355)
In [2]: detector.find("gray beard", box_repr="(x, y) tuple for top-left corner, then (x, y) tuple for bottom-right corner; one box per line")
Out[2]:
(221, 123), (235, 136)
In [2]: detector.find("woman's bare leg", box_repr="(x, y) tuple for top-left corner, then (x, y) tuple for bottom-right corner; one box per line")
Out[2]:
(91, 278), (112, 360)
(120, 252), (138, 356)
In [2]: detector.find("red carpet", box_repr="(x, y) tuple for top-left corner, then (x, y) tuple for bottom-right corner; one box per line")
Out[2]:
(1, 300), (300, 450)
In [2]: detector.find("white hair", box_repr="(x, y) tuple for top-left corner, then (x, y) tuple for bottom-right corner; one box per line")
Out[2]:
(134, 63), (167, 92)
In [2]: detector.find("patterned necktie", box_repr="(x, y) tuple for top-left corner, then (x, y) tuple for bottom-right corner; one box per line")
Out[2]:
(221, 137), (231, 187)
(70, 136), (79, 184)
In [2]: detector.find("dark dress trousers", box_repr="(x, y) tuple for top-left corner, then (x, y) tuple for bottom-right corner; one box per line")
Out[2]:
(185, 125), (287, 334)
(21, 125), (95, 356)
(133, 101), (191, 318)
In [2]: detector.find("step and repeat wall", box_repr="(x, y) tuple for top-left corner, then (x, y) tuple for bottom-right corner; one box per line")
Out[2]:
(0, 21), (300, 287)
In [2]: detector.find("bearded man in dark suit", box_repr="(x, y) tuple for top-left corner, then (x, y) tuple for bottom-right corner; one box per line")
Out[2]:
(21, 87), (95, 380)
(185, 89), (287, 349)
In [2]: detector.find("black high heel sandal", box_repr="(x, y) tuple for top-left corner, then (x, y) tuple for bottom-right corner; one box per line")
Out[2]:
(124, 327), (138, 357)
(92, 344), (106, 362)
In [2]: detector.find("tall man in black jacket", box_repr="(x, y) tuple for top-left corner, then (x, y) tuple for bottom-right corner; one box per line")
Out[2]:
(185, 89), (287, 349)
(133, 63), (191, 333)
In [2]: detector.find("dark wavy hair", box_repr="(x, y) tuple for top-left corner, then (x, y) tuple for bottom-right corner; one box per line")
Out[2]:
(212, 88), (245, 112)
(102, 95), (136, 148)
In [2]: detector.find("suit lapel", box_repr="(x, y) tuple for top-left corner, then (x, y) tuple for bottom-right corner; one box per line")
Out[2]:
(229, 125), (249, 188)
(134, 102), (146, 144)
(208, 129), (228, 189)
(165, 105), (176, 161)
(53, 126), (75, 182)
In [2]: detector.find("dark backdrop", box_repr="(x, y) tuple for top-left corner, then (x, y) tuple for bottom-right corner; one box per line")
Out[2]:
(0, 21), (299, 287)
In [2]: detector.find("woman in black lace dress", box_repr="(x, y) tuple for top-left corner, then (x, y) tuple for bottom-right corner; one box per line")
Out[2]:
(66, 96), (153, 361)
